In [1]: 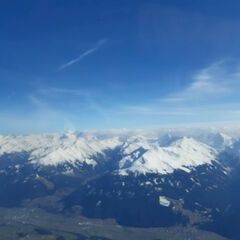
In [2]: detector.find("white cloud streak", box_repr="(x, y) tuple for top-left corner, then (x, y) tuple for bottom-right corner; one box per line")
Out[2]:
(38, 87), (92, 97)
(184, 60), (233, 96)
(58, 39), (107, 71)
(118, 60), (240, 119)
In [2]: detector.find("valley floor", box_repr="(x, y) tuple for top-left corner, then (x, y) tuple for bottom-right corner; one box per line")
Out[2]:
(0, 207), (227, 240)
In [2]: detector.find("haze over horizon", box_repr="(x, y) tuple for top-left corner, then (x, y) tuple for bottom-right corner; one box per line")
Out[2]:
(1, 0), (240, 133)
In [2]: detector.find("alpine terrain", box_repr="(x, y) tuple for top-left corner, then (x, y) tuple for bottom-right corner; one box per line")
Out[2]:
(0, 129), (239, 240)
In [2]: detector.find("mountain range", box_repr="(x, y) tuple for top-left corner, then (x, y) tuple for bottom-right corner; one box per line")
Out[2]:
(0, 129), (240, 239)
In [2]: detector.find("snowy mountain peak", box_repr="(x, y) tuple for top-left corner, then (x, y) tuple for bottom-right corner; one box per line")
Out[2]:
(119, 137), (217, 175)
(0, 134), (121, 167)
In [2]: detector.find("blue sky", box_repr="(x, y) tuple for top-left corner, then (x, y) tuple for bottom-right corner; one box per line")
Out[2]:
(1, 0), (240, 133)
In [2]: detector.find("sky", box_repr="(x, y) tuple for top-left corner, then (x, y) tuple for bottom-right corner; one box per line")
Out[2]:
(1, 0), (240, 133)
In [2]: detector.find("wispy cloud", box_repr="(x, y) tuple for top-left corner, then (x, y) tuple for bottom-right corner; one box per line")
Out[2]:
(26, 85), (111, 131)
(38, 87), (92, 97)
(161, 59), (240, 104)
(36, 86), (109, 120)
(58, 39), (107, 71)
(3, 95), (68, 133)
(119, 105), (193, 116)
(117, 60), (240, 120)
(184, 60), (233, 96)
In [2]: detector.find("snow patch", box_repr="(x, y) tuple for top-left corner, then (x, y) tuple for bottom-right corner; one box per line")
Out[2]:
(159, 196), (170, 207)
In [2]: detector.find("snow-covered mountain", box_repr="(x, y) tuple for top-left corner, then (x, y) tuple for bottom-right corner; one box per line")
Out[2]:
(193, 131), (234, 151)
(118, 136), (217, 175)
(0, 129), (240, 239)
(0, 130), (236, 174)
(0, 132), (121, 167)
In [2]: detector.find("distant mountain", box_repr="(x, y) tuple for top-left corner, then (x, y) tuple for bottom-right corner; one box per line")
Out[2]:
(193, 131), (234, 150)
(0, 130), (240, 239)
(0, 133), (121, 167)
(118, 136), (217, 175)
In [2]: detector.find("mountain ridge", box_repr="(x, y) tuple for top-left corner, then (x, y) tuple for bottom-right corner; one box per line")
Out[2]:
(0, 131), (234, 175)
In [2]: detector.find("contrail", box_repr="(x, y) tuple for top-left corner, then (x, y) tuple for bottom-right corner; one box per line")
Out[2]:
(58, 39), (107, 71)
